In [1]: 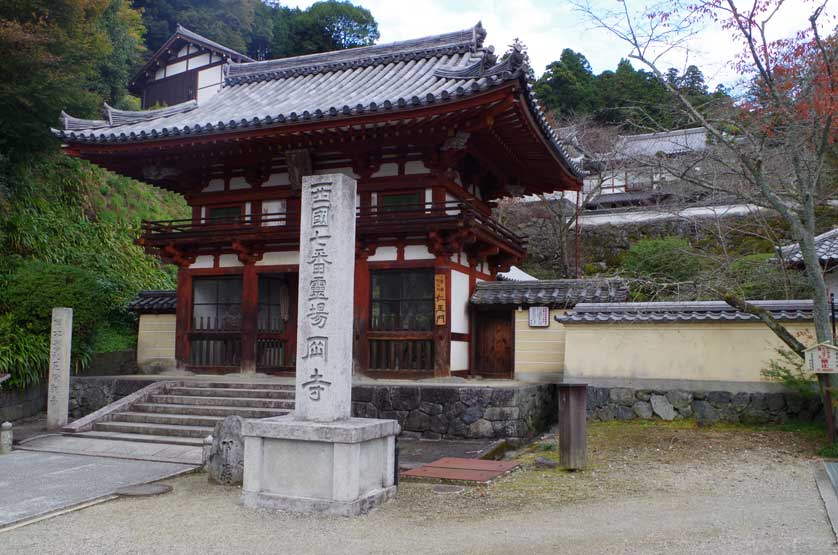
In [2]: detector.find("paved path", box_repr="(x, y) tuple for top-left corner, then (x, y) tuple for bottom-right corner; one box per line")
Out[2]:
(0, 450), (195, 528)
(18, 434), (202, 464)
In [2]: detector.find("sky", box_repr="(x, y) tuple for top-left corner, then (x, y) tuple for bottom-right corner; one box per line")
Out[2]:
(289, 0), (834, 86)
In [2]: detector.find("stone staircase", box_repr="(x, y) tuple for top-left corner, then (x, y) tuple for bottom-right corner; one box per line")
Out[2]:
(66, 382), (295, 447)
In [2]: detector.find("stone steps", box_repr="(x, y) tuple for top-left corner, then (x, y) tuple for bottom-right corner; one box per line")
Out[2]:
(94, 420), (215, 439)
(166, 386), (295, 400)
(132, 402), (290, 419)
(70, 381), (296, 447)
(110, 411), (226, 428)
(67, 430), (205, 447)
(148, 394), (294, 409)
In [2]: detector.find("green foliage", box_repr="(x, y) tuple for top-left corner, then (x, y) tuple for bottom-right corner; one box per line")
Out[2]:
(761, 348), (817, 397)
(623, 237), (702, 282)
(0, 0), (145, 159)
(134, 0), (379, 60)
(534, 53), (728, 130)
(714, 253), (813, 300)
(0, 260), (118, 388)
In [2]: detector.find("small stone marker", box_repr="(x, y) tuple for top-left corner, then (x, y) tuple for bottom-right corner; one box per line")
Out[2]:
(207, 416), (245, 485)
(115, 483), (173, 497)
(47, 308), (73, 430)
(0, 422), (12, 454)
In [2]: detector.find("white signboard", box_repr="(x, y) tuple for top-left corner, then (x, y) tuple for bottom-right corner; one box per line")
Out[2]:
(528, 306), (550, 328)
(804, 343), (838, 374)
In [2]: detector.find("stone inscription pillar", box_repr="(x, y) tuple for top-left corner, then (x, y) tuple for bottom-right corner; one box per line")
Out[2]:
(46, 307), (73, 430)
(295, 173), (356, 422)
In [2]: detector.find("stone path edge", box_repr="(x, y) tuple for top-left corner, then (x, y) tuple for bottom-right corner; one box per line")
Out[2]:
(815, 461), (838, 541)
(0, 462), (198, 532)
(14, 442), (201, 466)
(63, 380), (179, 433)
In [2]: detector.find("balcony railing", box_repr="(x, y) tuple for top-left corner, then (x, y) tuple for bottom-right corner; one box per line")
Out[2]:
(140, 201), (526, 252)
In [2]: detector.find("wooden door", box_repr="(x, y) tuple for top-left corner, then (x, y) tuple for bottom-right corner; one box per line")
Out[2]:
(474, 311), (513, 377)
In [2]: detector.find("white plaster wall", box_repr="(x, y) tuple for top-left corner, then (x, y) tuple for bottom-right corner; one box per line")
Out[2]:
(197, 65), (222, 87)
(203, 178), (224, 192)
(262, 200), (287, 226)
(264, 172), (290, 187)
(826, 270), (838, 297)
(368, 246), (398, 262)
(405, 161), (430, 175)
(451, 269), (470, 334)
(219, 254), (243, 268)
(155, 67), (165, 80)
(256, 251), (299, 266)
(445, 192), (460, 215)
(404, 245), (435, 260)
(229, 176), (250, 190)
(166, 59), (187, 76)
(190, 255), (214, 269)
(190, 53), (211, 70)
(372, 163), (399, 177)
(177, 45), (189, 58)
(451, 340), (469, 371)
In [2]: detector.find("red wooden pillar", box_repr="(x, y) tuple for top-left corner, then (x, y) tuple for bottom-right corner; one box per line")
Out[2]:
(240, 262), (258, 374)
(434, 256), (452, 378)
(174, 265), (192, 371)
(353, 250), (372, 374)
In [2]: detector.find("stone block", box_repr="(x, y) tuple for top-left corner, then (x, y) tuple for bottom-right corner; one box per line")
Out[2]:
(748, 393), (767, 412)
(632, 401), (653, 419)
(352, 386), (374, 403)
(391, 387), (420, 411)
(491, 388), (517, 407)
(692, 400), (720, 425)
(484, 407), (520, 421)
(665, 390), (692, 410)
(784, 393), (804, 414)
(462, 405), (484, 425)
(596, 405), (615, 422)
(587, 387), (610, 410)
(429, 414), (450, 434)
(419, 402), (443, 416)
(636, 390), (652, 402)
(421, 387), (460, 405)
(404, 410), (430, 432)
(467, 419), (495, 439)
(766, 393), (785, 412)
(208, 416), (245, 485)
(609, 388), (635, 406)
(732, 392), (750, 411)
(650, 395), (676, 421)
(372, 387), (392, 411)
(706, 391), (732, 407)
(614, 405), (635, 420)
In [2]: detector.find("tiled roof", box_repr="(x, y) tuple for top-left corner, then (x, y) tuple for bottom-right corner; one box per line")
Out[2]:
(497, 266), (538, 281)
(128, 290), (177, 314)
(53, 23), (580, 178)
(470, 279), (629, 308)
(558, 300), (814, 324)
(780, 228), (838, 264)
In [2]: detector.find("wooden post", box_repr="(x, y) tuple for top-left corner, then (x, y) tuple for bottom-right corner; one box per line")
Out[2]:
(175, 266), (192, 370)
(353, 252), (371, 374)
(241, 262), (258, 374)
(558, 383), (587, 470)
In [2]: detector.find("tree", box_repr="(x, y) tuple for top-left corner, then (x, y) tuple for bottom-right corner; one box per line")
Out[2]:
(575, 0), (838, 432)
(0, 0), (145, 160)
(270, 1), (379, 58)
(534, 49), (599, 116)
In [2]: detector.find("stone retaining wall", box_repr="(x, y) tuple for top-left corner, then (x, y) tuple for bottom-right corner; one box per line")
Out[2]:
(351, 384), (557, 440)
(68, 378), (558, 440)
(0, 383), (47, 422)
(586, 386), (823, 424)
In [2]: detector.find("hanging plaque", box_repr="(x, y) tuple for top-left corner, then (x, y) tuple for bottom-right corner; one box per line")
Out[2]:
(804, 343), (838, 373)
(434, 274), (446, 326)
(528, 306), (550, 328)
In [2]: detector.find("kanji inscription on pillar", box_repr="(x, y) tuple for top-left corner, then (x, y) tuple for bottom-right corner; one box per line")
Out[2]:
(295, 174), (356, 422)
(47, 307), (73, 430)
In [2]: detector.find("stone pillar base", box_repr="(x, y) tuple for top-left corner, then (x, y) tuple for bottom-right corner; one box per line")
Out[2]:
(241, 415), (399, 517)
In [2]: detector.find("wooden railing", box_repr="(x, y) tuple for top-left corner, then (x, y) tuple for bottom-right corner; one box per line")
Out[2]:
(368, 332), (434, 371)
(189, 331), (241, 367)
(256, 337), (286, 369)
(141, 202), (525, 252)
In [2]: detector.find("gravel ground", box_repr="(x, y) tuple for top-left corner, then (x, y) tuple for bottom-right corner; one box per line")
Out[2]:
(2, 422), (836, 555)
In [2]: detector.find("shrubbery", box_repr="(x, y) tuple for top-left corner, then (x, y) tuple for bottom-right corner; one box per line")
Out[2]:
(623, 237), (702, 283)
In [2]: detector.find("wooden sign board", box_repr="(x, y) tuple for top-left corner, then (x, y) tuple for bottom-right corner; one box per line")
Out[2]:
(528, 306), (550, 328)
(804, 343), (838, 374)
(434, 274), (446, 326)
